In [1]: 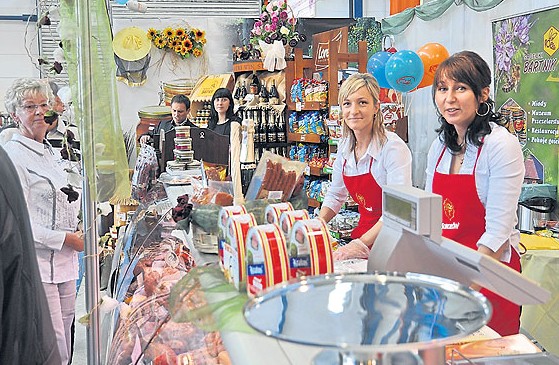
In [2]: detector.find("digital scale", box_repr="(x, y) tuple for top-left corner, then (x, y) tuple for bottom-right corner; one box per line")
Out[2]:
(369, 185), (550, 306)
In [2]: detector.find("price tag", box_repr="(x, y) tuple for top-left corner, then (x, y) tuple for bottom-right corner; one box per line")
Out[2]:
(300, 134), (306, 141)
(268, 190), (283, 200)
(296, 101), (302, 111)
(304, 166), (310, 175)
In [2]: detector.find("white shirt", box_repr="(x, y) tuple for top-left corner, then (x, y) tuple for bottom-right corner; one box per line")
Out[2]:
(322, 131), (412, 214)
(425, 122), (524, 261)
(5, 133), (80, 283)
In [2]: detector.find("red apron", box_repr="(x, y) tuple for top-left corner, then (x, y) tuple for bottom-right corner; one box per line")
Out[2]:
(343, 158), (383, 239)
(432, 146), (521, 336)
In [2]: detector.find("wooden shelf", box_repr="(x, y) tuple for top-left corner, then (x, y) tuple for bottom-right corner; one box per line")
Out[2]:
(232, 60), (266, 73)
(287, 132), (324, 144)
(308, 197), (322, 208)
(305, 165), (327, 177)
(287, 100), (329, 111)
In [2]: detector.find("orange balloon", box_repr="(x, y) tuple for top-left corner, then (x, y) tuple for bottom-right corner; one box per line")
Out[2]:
(416, 43), (449, 89)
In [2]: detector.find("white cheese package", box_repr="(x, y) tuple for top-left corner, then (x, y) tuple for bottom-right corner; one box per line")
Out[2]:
(278, 209), (309, 238)
(288, 218), (334, 278)
(222, 213), (258, 290)
(246, 223), (290, 297)
(264, 202), (293, 224)
(218, 205), (247, 269)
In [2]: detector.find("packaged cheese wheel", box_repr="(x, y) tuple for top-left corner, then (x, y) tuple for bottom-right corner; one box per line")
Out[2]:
(246, 224), (290, 297)
(279, 209), (309, 238)
(264, 202), (293, 225)
(218, 205), (247, 269)
(222, 213), (258, 290)
(175, 125), (191, 138)
(288, 219), (334, 278)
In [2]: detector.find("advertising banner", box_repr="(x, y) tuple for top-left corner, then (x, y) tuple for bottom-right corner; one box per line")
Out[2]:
(493, 7), (559, 185)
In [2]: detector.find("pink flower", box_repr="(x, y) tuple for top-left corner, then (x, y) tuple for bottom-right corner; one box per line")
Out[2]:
(278, 0), (286, 8)
(271, 16), (279, 25)
(264, 24), (273, 33)
(279, 11), (288, 20)
(253, 27), (262, 36)
(266, 2), (274, 12)
(254, 20), (262, 27)
(270, 23), (277, 31)
(288, 17), (297, 26)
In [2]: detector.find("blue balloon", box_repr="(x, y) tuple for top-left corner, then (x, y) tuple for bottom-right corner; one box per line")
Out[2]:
(384, 50), (424, 93)
(115, 0), (128, 4)
(366, 51), (392, 89)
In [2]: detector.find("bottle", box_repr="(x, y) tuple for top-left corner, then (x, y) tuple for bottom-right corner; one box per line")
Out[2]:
(257, 109), (266, 144)
(249, 73), (260, 95)
(259, 80), (269, 104)
(234, 84), (242, 103)
(276, 113), (286, 143)
(262, 110), (269, 144)
(267, 110), (276, 144)
(240, 81), (248, 105)
(269, 79), (280, 105)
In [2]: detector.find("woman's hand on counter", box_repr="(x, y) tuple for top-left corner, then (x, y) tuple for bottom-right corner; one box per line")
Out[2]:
(333, 238), (370, 261)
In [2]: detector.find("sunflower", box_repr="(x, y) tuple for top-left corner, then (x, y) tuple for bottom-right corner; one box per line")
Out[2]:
(170, 39), (179, 48)
(182, 38), (193, 50)
(194, 29), (205, 41)
(147, 28), (158, 40)
(154, 36), (167, 49)
(175, 27), (185, 38)
(192, 48), (203, 57)
(163, 27), (174, 39)
(200, 38), (207, 45)
(174, 44), (183, 54)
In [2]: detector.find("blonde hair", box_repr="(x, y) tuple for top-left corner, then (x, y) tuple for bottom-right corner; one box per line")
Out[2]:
(338, 73), (386, 151)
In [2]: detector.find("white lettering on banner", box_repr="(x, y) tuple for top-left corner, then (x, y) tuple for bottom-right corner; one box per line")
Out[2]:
(442, 222), (460, 230)
(314, 31), (343, 72)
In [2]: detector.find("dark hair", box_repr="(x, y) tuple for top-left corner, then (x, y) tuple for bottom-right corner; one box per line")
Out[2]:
(208, 88), (235, 130)
(432, 50), (504, 152)
(170, 94), (191, 110)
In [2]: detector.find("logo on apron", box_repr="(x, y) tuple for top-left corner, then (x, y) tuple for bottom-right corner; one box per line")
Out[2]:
(443, 198), (455, 220)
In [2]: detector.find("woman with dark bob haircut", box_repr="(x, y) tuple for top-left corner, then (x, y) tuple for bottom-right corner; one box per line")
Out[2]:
(424, 51), (524, 336)
(208, 87), (241, 136)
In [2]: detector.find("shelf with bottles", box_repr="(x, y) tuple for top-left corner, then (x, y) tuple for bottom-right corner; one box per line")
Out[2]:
(238, 104), (289, 164)
(233, 70), (284, 110)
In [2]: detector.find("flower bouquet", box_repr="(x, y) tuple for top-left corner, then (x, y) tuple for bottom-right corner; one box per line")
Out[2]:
(147, 26), (206, 59)
(250, 0), (306, 50)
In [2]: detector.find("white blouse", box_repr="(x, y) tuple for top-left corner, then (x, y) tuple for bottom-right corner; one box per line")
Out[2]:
(5, 133), (80, 283)
(425, 122), (525, 261)
(322, 131), (412, 214)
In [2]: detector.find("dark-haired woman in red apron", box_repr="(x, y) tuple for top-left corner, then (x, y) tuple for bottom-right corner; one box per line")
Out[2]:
(432, 144), (521, 336)
(426, 51), (524, 336)
(318, 73), (412, 261)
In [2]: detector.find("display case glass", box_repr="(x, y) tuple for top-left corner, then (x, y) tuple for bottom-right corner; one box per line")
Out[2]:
(103, 184), (230, 365)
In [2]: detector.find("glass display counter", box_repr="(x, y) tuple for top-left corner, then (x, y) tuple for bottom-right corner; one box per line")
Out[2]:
(102, 183), (231, 365)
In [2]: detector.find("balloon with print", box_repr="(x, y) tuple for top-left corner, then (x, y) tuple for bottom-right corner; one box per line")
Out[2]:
(385, 50), (424, 93)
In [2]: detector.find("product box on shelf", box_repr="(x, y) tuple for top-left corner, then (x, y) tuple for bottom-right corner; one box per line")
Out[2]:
(218, 205), (247, 268)
(264, 202), (293, 224)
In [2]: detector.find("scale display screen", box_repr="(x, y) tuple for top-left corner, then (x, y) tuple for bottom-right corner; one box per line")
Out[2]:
(384, 192), (417, 231)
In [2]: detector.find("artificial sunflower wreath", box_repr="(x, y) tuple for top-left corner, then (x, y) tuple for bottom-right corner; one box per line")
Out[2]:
(147, 26), (206, 59)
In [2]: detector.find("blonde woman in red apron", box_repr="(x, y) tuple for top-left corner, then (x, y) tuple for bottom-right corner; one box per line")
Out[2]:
(425, 51), (524, 336)
(319, 73), (412, 260)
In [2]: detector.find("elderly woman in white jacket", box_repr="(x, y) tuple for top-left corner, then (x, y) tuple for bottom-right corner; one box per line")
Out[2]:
(4, 78), (83, 364)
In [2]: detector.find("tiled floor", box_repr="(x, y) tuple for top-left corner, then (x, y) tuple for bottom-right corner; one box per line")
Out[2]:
(71, 283), (87, 365)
